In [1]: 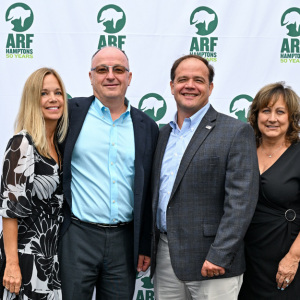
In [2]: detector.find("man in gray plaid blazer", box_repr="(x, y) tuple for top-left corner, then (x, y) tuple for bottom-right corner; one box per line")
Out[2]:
(151, 54), (259, 299)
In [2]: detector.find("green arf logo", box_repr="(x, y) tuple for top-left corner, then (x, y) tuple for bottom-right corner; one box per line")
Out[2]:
(6, 3), (34, 32)
(97, 5), (126, 34)
(136, 273), (154, 289)
(138, 93), (167, 122)
(281, 8), (300, 37)
(229, 94), (253, 123)
(141, 277), (153, 289)
(190, 6), (218, 36)
(135, 272), (155, 300)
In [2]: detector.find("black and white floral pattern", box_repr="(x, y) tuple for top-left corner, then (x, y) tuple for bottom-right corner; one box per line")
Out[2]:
(0, 131), (63, 299)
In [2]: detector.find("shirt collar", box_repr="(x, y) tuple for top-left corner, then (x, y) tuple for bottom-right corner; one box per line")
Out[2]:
(93, 97), (131, 121)
(170, 103), (210, 130)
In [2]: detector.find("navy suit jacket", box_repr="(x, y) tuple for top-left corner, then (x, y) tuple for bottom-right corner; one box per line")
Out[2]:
(61, 96), (159, 266)
(151, 105), (259, 280)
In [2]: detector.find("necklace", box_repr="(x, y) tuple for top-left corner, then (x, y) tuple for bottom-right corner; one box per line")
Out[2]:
(260, 142), (284, 158)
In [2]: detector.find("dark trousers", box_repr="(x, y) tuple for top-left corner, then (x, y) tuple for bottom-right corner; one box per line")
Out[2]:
(59, 219), (135, 300)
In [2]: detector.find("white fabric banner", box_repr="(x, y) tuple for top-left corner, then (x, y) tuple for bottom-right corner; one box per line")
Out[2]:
(1, 1), (300, 298)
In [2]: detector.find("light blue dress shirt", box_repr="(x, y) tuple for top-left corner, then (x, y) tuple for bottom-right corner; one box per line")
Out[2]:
(156, 103), (210, 232)
(71, 98), (135, 224)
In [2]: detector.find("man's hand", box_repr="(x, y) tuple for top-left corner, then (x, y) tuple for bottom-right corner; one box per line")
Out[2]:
(201, 260), (225, 277)
(137, 255), (151, 272)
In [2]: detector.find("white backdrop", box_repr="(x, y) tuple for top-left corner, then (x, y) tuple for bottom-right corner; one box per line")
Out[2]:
(1, 1), (300, 299)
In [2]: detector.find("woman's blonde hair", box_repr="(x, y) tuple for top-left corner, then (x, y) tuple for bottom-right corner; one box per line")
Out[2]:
(15, 67), (68, 157)
(248, 82), (300, 147)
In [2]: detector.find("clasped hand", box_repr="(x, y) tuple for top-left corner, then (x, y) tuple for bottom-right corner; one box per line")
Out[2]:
(201, 260), (225, 277)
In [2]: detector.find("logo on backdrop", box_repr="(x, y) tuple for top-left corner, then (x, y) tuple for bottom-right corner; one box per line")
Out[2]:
(97, 4), (126, 50)
(280, 7), (300, 63)
(5, 2), (34, 59)
(229, 94), (253, 123)
(138, 93), (167, 126)
(6, 3), (33, 32)
(138, 93), (167, 121)
(281, 8), (300, 37)
(190, 7), (218, 36)
(135, 272), (154, 300)
(189, 6), (218, 62)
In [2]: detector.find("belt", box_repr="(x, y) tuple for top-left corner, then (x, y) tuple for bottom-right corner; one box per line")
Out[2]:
(252, 205), (300, 224)
(71, 215), (132, 228)
(285, 209), (297, 221)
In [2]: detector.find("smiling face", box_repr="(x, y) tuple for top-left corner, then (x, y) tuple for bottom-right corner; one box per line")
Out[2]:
(40, 74), (64, 125)
(170, 58), (213, 119)
(258, 95), (290, 141)
(89, 47), (132, 104)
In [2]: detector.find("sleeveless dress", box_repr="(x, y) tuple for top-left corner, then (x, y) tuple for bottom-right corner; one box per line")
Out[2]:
(239, 142), (300, 299)
(0, 131), (63, 299)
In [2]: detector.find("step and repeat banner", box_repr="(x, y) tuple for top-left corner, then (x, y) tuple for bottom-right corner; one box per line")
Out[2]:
(1, 1), (300, 299)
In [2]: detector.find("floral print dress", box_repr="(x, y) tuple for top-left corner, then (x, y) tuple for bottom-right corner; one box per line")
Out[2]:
(0, 131), (63, 300)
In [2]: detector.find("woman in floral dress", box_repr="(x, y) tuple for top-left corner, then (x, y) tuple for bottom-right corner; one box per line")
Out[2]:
(0, 68), (68, 299)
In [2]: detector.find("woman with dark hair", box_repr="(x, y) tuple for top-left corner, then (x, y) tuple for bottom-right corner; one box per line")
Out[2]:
(239, 82), (300, 299)
(0, 68), (68, 299)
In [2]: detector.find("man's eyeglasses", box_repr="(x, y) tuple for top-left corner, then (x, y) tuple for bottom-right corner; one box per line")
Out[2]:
(91, 65), (129, 75)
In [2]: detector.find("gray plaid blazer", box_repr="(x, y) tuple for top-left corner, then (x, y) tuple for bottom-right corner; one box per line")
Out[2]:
(151, 105), (259, 281)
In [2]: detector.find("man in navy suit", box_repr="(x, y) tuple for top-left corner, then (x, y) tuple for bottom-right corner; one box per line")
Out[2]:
(151, 55), (259, 299)
(59, 46), (158, 300)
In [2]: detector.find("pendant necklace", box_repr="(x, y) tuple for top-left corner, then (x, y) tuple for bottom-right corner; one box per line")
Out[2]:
(260, 142), (284, 158)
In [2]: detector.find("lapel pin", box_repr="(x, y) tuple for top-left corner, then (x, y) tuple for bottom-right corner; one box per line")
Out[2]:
(205, 125), (212, 130)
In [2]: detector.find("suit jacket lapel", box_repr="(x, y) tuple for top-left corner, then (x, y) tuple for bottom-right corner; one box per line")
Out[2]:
(152, 125), (172, 212)
(130, 107), (145, 197)
(155, 125), (172, 181)
(169, 106), (218, 201)
(66, 96), (94, 154)
(63, 96), (94, 207)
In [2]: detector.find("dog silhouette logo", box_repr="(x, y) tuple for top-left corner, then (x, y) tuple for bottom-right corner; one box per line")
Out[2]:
(229, 94), (253, 123)
(139, 93), (167, 122)
(190, 6), (218, 36)
(97, 5), (126, 34)
(6, 3), (34, 32)
(281, 8), (300, 37)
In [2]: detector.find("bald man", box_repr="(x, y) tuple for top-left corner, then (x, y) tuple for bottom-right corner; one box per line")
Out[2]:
(59, 47), (158, 300)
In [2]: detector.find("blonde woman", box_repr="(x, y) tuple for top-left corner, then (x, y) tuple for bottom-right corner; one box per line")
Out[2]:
(0, 68), (68, 299)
